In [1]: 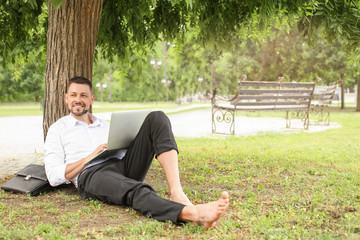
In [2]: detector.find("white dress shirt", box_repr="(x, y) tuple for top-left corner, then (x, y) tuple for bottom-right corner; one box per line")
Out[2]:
(44, 114), (125, 188)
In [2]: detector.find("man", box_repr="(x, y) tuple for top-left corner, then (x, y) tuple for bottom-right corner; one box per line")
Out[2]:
(44, 76), (229, 228)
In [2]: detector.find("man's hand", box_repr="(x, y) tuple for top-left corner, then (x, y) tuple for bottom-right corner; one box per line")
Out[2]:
(83, 143), (107, 165)
(88, 143), (107, 160)
(65, 143), (107, 180)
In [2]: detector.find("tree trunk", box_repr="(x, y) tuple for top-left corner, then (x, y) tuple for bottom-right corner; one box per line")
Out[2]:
(43, 0), (104, 140)
(356, 77), (360, 112)
(108, 69), (113, 103)
(210, 62), (214, 92)
(340, 73), (345, 109)
(163, 41), (168, 101)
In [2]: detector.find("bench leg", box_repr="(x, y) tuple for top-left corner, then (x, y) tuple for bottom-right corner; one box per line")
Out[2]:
(230, 111), (235, 135)
(287, 110), (310, 129)
(211, 108), (216, 133)
(286, 111), (291, 128)
(323, 107), (330, 126)
(318, 106), (325, 123)
(310, 105), (330, 126)
(310, 105), (322, 124)
(212, 108), (235, 134)
(304, 111), (310, 129)
(212, 108), (216, 133)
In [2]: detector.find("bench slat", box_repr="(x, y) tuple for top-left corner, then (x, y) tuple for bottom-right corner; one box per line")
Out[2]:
(233, 101), (310, 106)
(240, 81), (315, 88)
(238, 107), (309, 111)
(237, 95), (312, 100)
(216, 105), (309, 111)
(239, 89), (313, 94)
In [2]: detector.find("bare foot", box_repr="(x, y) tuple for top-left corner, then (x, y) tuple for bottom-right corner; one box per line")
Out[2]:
(178, 191), (230, 229)
(170, 191), (193, 206)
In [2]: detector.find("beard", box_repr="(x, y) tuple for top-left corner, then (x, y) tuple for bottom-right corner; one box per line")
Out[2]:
(69, 108), (89, 116)
(68, 102), (89, 117)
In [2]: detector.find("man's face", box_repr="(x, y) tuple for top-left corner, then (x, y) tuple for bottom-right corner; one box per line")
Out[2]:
(65, 83), (94, 117)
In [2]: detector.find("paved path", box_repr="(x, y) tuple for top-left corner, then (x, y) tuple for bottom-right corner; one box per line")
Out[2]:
(0, 107), (340, 179)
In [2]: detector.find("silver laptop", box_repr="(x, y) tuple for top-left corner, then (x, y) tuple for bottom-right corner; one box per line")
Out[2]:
(87, 109), (152, 164)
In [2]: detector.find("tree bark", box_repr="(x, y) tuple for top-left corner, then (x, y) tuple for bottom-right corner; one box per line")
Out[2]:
(43, 0), (104, 140)
(340, 73), (345, 110)
(356, 77), (360, 112)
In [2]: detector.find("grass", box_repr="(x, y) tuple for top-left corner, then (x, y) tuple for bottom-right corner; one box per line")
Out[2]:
(0, 105), (360, 239)
(0, 101), (209, 117)
(0, 102), (43, 117)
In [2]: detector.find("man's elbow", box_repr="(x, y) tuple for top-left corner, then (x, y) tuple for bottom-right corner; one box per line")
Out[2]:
(46, 171), (66, 187)
(48, 178), (61, 187)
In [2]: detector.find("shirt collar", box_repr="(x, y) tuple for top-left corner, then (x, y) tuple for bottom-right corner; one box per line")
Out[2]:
(89, 114), (101, 127)
(67, 113), (101, 127)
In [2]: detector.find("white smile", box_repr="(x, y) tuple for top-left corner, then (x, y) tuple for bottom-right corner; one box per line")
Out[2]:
(72, 104), (85, 110)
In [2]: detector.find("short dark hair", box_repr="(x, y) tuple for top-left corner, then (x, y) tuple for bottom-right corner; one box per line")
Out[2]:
(69, 76), (93, 92)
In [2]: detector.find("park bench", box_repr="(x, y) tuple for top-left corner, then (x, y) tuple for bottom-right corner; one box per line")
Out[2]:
(310, 84), (337, 125)
(211, 78), (315, 134)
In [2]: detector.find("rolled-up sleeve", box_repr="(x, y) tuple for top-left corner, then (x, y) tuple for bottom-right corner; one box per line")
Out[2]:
(44, 124), (70, 187)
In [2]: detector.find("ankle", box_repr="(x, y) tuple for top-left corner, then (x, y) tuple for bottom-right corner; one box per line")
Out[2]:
(170, 187), (184, 195)
(179, 205), (198, 222)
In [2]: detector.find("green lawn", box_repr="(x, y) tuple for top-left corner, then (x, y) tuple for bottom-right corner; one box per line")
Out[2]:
(0, 101), (208, 117)
(0, 102), (43, 117)
(0, 107), (359, 239)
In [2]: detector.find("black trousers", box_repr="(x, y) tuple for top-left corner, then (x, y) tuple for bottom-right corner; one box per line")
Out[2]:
(77, 111), (185, 223)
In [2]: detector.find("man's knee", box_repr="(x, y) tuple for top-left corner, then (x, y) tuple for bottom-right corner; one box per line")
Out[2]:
(148, 110), (166, 119)
(146, 111), (170, 126)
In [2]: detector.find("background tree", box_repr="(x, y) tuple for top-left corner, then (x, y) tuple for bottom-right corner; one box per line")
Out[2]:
(0, 51), (45, 102)
(2, 0), (360, 139)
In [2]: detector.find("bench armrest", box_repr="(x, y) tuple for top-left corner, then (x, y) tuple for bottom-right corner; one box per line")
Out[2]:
(211, 89), (237, 106)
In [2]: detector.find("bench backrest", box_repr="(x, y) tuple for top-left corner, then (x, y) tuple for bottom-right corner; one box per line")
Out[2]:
(312, 84), (337, 105)
(233, 81), (315, 111)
